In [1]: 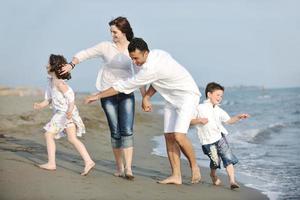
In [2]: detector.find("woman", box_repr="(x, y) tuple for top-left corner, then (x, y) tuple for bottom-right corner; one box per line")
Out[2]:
(61, 17), (141, 179)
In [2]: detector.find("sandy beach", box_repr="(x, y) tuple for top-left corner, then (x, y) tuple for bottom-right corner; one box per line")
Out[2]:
(0, 88), (268, 200)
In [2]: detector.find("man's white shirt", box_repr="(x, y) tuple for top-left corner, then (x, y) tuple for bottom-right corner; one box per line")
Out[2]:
(113, 49), (201, 107)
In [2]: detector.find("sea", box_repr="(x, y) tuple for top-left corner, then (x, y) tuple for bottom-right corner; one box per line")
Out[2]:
(150, 87), (300, 200)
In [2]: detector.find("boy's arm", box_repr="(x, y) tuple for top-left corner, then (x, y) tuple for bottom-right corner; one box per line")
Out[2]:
(226, 113), (250, 124)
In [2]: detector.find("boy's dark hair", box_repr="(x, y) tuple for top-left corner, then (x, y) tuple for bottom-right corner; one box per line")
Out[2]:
(128, 37), (149, 53)
(49, 54), (71, 80)
(205, 82), (224, 98)
(109, 16), (134, 41)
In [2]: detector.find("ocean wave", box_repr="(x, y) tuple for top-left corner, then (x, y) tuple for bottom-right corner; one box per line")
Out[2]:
(292, 110), (300, 115)
(292, 120), (300, 126)
(246, 121), (300, 144)
(251, 124), (286, 144)
(237, 123), (287, 144)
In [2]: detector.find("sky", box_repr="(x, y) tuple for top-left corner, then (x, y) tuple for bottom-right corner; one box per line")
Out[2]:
(0, 0), (299, 92)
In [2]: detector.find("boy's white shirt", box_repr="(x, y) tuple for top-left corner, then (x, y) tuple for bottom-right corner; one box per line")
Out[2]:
(194, 99), (231, 145)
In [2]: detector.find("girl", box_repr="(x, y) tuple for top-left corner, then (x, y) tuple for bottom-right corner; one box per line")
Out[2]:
(34, 54), (95, 176)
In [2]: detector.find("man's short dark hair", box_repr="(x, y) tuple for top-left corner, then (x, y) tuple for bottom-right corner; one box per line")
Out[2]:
(205, 82), (224, 98)
(128, 37), (149, 52)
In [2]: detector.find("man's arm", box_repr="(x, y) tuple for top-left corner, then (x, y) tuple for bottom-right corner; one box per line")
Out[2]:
(85, 87), (119, 104)
(142, 85), (156, 112)
(144, 85), (157, 98)
(139, 86), (147, 97)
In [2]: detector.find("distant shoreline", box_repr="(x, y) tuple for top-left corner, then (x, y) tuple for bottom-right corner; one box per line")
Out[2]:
(1, 85), (299, 97)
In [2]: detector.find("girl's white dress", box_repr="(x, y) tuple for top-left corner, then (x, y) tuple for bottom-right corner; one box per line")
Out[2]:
(43, 78), (85, 139)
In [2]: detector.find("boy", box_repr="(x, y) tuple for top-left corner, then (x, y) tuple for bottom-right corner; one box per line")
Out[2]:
(191, 82), (249, 189)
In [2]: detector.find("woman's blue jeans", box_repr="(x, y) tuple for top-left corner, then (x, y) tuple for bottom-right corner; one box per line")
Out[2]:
(100, 92), (135, 148)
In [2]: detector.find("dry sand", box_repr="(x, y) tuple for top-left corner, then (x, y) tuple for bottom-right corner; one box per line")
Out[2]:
(0, 91), (268, 200)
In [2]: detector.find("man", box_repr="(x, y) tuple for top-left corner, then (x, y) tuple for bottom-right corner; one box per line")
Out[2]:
(85, 37), (201, 184)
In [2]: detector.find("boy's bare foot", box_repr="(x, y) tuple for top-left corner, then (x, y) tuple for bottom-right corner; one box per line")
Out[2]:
(230, 182), (240, 190)
(191, 167), (201, 184)
(210, 175), (222, 186)
(157, 176), (182, 185)
(38, 163), (56, 171)
(81, 162), (95, 176)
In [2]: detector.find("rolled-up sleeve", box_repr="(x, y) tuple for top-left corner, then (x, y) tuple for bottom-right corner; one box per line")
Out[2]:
(44, 86), (51, 101)
(74, 42), (106, 62)
(113, 67), (157, 94)
(220, 108), (230, 122)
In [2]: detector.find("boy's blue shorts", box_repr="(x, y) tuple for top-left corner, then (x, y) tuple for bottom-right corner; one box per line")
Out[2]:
(202, 134), (238, 169)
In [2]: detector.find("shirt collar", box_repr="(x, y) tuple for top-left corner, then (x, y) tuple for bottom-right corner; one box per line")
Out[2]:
(204, 99), (219, 108)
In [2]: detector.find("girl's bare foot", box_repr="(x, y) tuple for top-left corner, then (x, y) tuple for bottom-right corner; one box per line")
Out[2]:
(81, 162), (95, 176)
(38, 163), (56, 171)
(157, 175), (182, 185)
(210, 175), (222, 186)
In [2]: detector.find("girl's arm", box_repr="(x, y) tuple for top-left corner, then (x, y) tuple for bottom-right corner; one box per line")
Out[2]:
(33, 99), (50, 110)
(226, 113), (250, 124)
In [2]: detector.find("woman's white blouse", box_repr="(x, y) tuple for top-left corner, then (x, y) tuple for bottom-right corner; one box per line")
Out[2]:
(74, 41), (133, 91)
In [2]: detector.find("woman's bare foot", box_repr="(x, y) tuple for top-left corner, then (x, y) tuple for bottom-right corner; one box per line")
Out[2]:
(191, 167), (201, 184)
(114, 170), (124, 177)
(210, 175), (222, 186)
(230, 182), (240, 190)
(81, 161), (95, 176)
(38, 163), (56, 171)
(125, 169), (134, 180)
(157, 175), (182, 185)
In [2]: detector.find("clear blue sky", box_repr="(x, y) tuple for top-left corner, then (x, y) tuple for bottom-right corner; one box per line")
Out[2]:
(1, 0), (299, 91)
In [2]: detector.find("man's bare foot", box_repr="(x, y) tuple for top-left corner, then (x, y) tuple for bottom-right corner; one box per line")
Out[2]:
(38, 163), (56, 171)
(230, 182), (240, 190)
(210, 175), (222, 186)
(81, 162), (95, 176)
(191, 167), (201, 184)
(157, 176), (182, 185)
